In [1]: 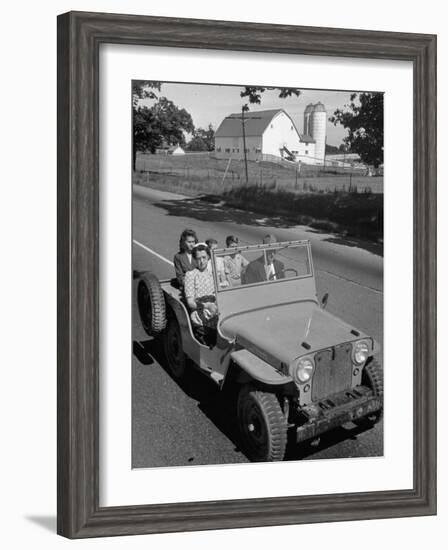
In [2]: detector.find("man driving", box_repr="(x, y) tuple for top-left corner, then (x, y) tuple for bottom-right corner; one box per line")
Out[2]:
(243, 234), (285, 284)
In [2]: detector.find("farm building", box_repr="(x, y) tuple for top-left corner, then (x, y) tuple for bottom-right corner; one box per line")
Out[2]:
(155, 143), (185, 155)
(303, 102), (327, 163)
(169, 145), (185, 155)
(214, 104), (327, 165)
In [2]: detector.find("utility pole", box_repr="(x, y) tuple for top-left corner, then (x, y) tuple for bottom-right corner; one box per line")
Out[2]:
(241, 107), (249, 185)
(224, 106), (261, 186)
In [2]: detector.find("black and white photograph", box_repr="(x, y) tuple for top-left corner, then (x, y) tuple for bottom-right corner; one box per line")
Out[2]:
(1, 0), (442, 544)
(132, 81), (384, 468)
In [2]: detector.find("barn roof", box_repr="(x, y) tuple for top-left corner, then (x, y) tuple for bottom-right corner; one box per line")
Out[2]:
(215, 108), (315, 143)
(215, 109), (280, 137)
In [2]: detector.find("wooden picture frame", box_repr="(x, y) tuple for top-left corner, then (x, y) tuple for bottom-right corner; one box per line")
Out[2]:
(57, 11), (437, 538)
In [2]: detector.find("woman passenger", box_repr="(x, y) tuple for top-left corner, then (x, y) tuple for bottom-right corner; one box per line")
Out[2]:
(173, 228), (198, 288)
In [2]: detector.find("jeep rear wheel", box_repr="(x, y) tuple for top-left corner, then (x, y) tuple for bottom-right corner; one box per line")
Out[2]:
(163, 317), (187, 379)
(355, 359), (383, 428)
(237, 386), (287, 462)
(137, 272), (166, 336)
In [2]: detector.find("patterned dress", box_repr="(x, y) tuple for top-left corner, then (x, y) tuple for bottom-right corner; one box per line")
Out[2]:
(184, 268), (217, 327)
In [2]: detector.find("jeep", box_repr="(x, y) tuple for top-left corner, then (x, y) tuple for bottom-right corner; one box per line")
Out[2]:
(137, 239), (383, 462)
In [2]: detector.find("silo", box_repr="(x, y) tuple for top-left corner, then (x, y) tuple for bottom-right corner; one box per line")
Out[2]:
(310, 102), (327, 162)
(303, 103), (314, 136)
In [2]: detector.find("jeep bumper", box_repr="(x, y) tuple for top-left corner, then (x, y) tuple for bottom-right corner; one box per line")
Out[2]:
(296, 386), (382, 443)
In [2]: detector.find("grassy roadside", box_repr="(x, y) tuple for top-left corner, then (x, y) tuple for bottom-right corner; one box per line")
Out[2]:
(133, 170), (383, 244)
(222, 186), (382, 242)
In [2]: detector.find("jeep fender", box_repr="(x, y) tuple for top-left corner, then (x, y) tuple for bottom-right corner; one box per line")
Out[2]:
(230, 349), (293, 386)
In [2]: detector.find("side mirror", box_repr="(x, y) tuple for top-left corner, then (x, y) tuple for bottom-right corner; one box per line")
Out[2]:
(321, 292), (329, 309)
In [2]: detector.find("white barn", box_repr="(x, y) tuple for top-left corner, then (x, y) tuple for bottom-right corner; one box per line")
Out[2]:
(214, 109), (318, 164)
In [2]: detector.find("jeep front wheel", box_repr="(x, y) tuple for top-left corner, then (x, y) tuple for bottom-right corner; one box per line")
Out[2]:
(237, 386), (287, 462)
(163, 317), (187, 379)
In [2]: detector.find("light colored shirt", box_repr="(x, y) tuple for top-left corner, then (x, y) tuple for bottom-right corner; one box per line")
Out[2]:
(207, 256), (227, 282)
(224, 253), (249, 285)
(265, 262), (277, 281)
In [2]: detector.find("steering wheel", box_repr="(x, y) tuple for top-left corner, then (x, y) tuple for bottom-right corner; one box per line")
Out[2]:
(283, 268), (299, 277)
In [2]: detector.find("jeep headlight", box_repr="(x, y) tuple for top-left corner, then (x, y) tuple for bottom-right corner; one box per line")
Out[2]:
(353, 340), (369, 365)
(291, 357), (315, 384)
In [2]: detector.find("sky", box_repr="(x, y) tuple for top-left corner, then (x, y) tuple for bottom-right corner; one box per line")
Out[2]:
(139, 82), (359, 147)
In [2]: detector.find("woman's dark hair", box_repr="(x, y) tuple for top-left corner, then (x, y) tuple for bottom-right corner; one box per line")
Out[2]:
(225, 235), (238, 247)
(192, 243), (210, 259)
(179, 228), (198, 252)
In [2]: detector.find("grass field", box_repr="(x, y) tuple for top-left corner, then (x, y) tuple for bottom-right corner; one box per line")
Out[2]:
(134, 152), (383, 243)
(135, 152), (384, 194)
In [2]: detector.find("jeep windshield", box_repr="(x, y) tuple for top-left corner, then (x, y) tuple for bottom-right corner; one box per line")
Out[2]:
(212, 240), (313, 292)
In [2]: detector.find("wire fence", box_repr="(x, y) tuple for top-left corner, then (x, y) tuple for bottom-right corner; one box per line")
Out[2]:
(135, 152), (384, 195)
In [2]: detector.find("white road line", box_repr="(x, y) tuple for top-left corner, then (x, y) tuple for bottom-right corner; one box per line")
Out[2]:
(316, 267), (383, 295)
(133, 239), (174, 266)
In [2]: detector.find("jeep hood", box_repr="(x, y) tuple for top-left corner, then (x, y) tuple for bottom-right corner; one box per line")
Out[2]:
(219, 301), (368, 367)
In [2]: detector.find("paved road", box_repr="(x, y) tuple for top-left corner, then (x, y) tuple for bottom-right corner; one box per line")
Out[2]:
(132, 185), (383, 468)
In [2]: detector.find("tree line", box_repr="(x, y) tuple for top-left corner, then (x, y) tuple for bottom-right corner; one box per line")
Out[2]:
(133, 82), (383, 170)
(330, 92), (383, 168)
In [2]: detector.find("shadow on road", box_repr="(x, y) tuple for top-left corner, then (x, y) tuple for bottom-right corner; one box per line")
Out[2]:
(154, 196), (291, 228)
(133, 338), (382, 463)
(133, 338), (245, 457)
(152, 196), (382, 257)
(133, 340), (154, 365)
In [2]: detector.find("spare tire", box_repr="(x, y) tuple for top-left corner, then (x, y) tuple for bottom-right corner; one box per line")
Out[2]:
(137, 272), (167, 336)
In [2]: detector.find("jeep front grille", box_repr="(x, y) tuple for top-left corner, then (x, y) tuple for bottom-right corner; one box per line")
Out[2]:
(311, 343), (353, 402)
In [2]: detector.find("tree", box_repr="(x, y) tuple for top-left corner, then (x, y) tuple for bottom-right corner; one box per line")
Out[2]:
(186, 133), (207, 152)
(132, 80), (161, 106)
(330, 92), (383, 168)
(200, 124), (215, 151)
(133, 86), (195, 169)
(186, 124), (215, 152)
(133, 81), (160, 170)
(325, 143), (340, 155)
(240, 86), (301, 107)
(151, 97), (194, 147)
